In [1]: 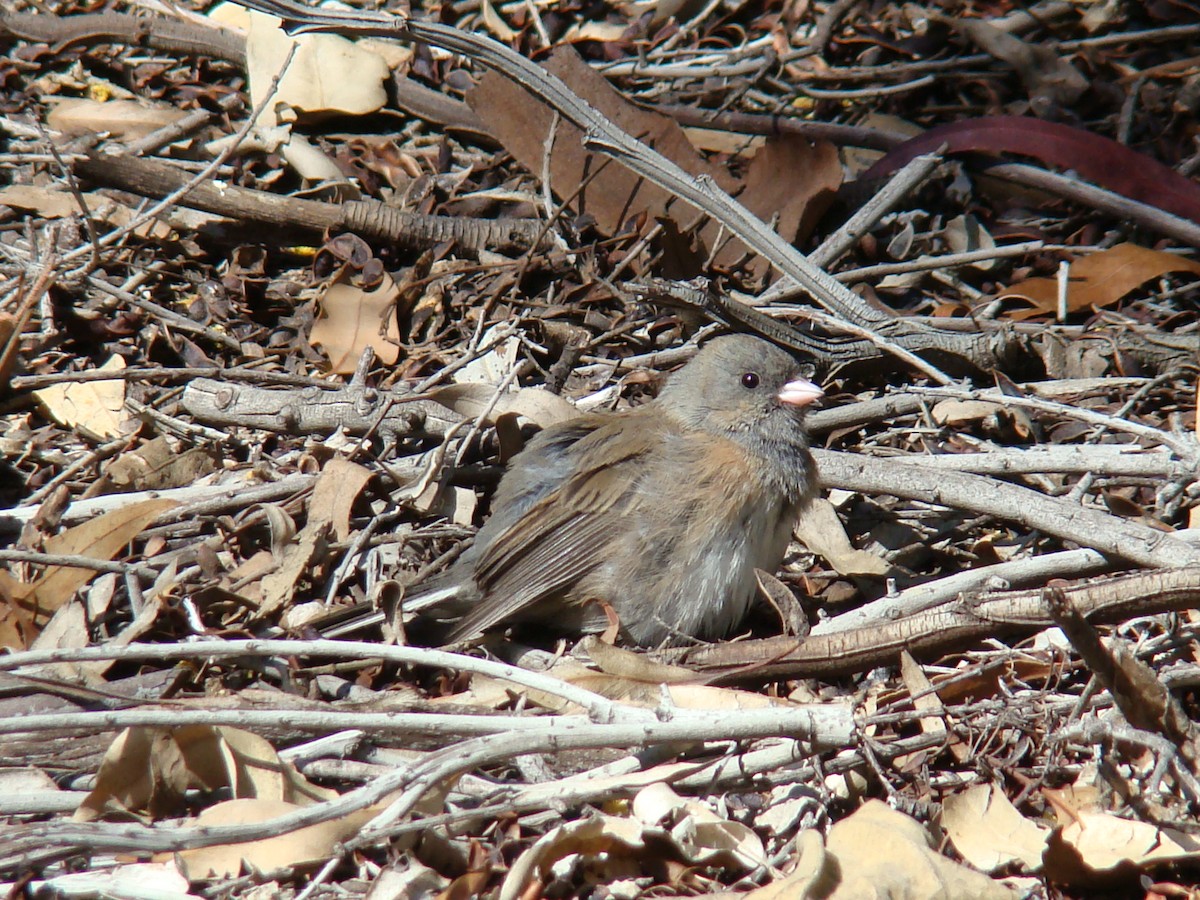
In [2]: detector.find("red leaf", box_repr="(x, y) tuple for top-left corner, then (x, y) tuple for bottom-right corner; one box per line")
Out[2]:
(862, 116), (1200, 225)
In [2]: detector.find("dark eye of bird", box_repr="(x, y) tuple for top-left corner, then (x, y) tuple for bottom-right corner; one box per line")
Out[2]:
(741, 372), (760, 389)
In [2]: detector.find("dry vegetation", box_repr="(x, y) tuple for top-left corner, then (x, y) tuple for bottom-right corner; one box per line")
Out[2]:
(2, 0), (1200, 897)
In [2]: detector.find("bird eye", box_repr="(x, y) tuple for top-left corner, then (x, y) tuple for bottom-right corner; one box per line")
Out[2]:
(741, 372), (760, 389)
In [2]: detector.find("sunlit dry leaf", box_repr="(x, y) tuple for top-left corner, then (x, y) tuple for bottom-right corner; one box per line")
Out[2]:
(943, 214), (997, 270)
(36, 862), (196, 900)
(742, 829), (827, 898)
(105, 437), (218, 492)
(309, 457), (373, 542)
(559, 19), (632, 42)
(33, 355), (128, 440)
(499, 781), (772, 898)
(76, 726), (198, 821)
(825, 801), (1018, 898)
(77, 725), (333, 823)
(311, 272), (401, 374)
(479, 0), (517, 40)
(1001, 244), (1200, 316)
(172, 798), (377, 879)
(581, 635), (696, 683)
(234, 8), (390, 127)
(452, 325), (520, 385)
(941, 784), (1049, 873)
(0, 498), (177, 649)
(794, 498), (889, 577)
(1049, 808), (1200, 875)
(633, 783), (768, 869)
(499, 814), (646, 900)
(436, 868), (490, 900)
(47, 98), (191, 139)
(931, 399), (1006, 426)
(429, 382), (578, 428)
(28, 601), (90, 681)
(258, 522), (327, 616)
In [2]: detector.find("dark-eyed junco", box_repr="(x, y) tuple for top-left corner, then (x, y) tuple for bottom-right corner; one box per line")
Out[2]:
(328, 334), (823, 646)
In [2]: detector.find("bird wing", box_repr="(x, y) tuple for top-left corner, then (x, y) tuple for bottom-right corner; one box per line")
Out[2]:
(446, 417), (661, 640)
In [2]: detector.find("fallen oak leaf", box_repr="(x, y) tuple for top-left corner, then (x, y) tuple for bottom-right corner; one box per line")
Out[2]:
(0, 498), (178, 647)
(310, 271), (401, 374)
(999, 243), (1200, 316)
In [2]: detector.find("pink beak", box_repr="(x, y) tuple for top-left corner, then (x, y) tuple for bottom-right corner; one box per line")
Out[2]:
(777, 378), (824, 408)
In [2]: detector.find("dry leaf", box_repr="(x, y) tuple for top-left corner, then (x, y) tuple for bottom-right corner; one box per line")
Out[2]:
(794, 498), (889, 577)
(742, 829), (827, 898)
(1050, 808), (1200, 874)
(1, 498), (177, 648)
(104, 437), (218, 492)
(824, 801), (1018, 898)
(33, 355), (128, 440)
(47, 98), (191, 139)
(0, 184), (175, 239)
(931, 399), (1007, 426)
(479, 0), (517, 40)
(172, 798), (377, 879)
(632, 783), (768, 869)
(499, 814), (647, 900)
(500, 784), (765, 900)
(311, 272), (401, 373)
(257, 457), (372, 614)
(941, 784), (1050, 873)
(238, 8), (390, 127)
(452, 326), (520, 385)
(258, 522), (327, 616)
(943, 214), (997, 270)
(1001, 243), (1200, 316)
(309, 457), (373, 542)
(36, 862), (196, 900)
(429, 382), (578, 428)
(77, 725), (333, 822)
(468, 47), (840, 277)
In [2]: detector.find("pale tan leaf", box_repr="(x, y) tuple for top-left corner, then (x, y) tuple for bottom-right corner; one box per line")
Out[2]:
(310, 273), (401, 374)
(742, 830), (827, 898)
(47, 98), (191, 139)
(582, 636), (697, 684)
(105, 437), (217, 491)
(941, 784), (1049, 873)
(931, 399), (1007, 426)
(33, 355), (128, 440)
(2, 499), (179, 643)
(635, 783), (767, 869)
(479, 0), (517, 40)
(173, 799), (377, 879)
(241, 9), (389, 128)
(794, 498), (889, 577)
(1053, 809), (1200, 873)
(429, 382), (578, 428)
(75, 727), (197, 822)
(943, 214), (997, 270)
(499, 815), (646, 900)
(77, 725), (333, 824)
(258, 523), (327, 615)
(825, 801), (1018, 898)
(37, 862), (196, 899)
(309, 457), (373, 541)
